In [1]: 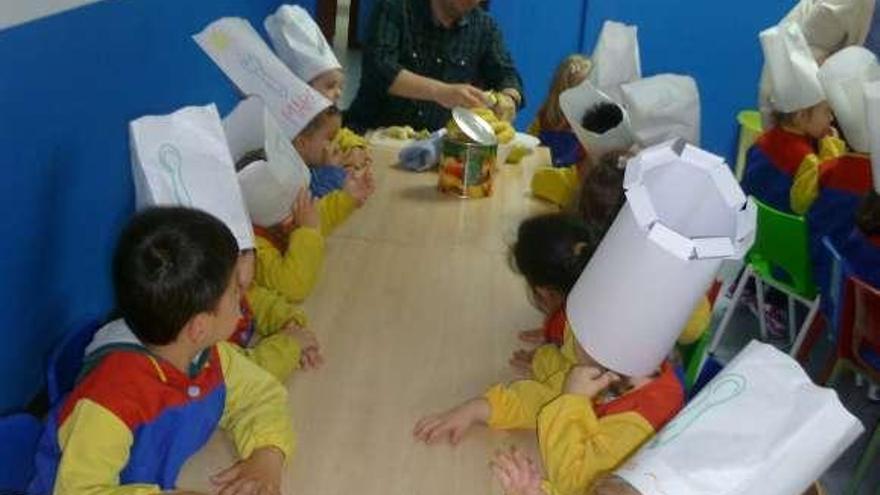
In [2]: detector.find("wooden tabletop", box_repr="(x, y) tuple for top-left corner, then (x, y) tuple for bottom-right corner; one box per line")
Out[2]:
(178, 144), (554, 494)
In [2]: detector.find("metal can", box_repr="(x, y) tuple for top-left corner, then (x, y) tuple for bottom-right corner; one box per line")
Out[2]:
(438, 137), (497, 198)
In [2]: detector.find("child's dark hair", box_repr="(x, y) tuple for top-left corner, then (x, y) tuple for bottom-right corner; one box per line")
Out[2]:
(299, 105), (342, 137)
(856, 190), (880, 236)
(234, 148), (266, 172)
(113, 206), (239, 346)
(577, 150), (628, 236)
(582, 102), (623, 133)
(511, 213), (600, 294)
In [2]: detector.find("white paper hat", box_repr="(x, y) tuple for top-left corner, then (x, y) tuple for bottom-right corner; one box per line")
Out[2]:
(589, 20), (641, 103)
(265, 4), (342, 83)
(865, 81), (880, 193)
(566, 139), (756, 377)
(194, 17), (331, 139)
(560, 79), (636, 159)
(225, 96), (311, 228)
(616, 341), (864, 495)
(760, 23), (825, 113)
(129, 104), (255, 250)
(818, 46), (880, 153)
(621, 74), (701, 147)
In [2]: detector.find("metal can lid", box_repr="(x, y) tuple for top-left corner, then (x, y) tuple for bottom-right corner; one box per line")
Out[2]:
(451, 107), (498, 145)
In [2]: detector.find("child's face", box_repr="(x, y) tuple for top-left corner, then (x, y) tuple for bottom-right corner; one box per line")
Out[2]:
(531, 286), (564, 316)
(796, 101), (833, 140)
(204, 272), (242, 345)
(237, 251), (255, 292)
(311, 69), (345, 105)
(295, 115), (343, 166)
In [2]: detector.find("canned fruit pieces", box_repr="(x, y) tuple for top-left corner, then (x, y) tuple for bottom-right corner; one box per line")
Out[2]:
(439, 172), (463, 190)
(467, 185), (486, 198)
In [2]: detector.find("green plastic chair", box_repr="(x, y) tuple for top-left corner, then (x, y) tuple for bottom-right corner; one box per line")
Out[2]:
(709, 199), (821, 355)
(735, 110), (763, 181)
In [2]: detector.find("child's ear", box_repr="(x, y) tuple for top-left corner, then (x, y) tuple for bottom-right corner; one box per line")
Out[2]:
(184, 313), (212, 346)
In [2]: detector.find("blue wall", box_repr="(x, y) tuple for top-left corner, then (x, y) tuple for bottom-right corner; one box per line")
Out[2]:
(582, 0), (794, 161)
(0, 0), (315, 414)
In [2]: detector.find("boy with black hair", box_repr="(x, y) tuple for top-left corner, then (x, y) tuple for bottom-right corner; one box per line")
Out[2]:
(30, 207), (294, 495)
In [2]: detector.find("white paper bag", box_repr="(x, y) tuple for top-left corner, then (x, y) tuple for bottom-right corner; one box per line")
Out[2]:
(589, 20), (642, 103)
(129, 104), (254, 250)
(194, 17), (331, 139)
(617, 342), (864, 495)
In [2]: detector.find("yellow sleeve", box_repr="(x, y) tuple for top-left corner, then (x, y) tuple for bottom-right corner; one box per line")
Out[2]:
(54, 399), (159, 495)
(318, 190), (358, 236)
(333, 127), (368, 153)
(531, 166), (579, 208)
(790, 153), (822, 215)
(818, 134), (847, 161)
(218, 342), (295, 461)
(484, 371), (567, 430)
(531, 344), (574, 384)
(538, 395), (655, 495)
(254, 227), (324, 303)
(677, 296), (711, 345)
(240, 333), (303, 383)
(247, 285), (308, 337)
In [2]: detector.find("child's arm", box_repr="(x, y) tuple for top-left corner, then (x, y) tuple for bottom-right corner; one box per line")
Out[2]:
(254, 228), (325, 303)
(483, 370), (568, 430)
(247, 285), (308, 337)
(318, 191), (358, 236)
(790, 154), (823, 216)
(54, 401), (161, 495)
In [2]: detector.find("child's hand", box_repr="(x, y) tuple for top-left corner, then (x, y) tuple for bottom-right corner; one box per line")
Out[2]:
(517, 328), (546, 345)
(343, 168), (375, 206)
(341, 147), (373, 171)
(509, 348), (536, 377)
(564, 366), (620, 399)
(490, 446), (544, 495)
(292, 187), (320, 230)
(323, 142), (345, 167)
(413, 398), (490, 445)
(284, 323), (324, 371)
(210, 446), (284, 495)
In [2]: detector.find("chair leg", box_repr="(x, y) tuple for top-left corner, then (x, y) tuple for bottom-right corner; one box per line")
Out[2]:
(795, 315), (825, 364)
(845, 420), (880, 495)
(790, 296), (821, 358)
(787, 294), (797, 346)
(709, 266), (753, 354)
(756, 276), (769, 342)
(827, 360), (847, 387)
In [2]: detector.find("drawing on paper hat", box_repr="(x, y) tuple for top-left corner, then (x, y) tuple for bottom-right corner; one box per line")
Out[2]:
(194, 17), (331, 139)
(129, 104), (255, 250)
(265, 4), (342, 83)
(621, 74), (701, 147)
(760, 23), (825, 113)
(560, 79), (636, 159)
(819, 46), (880, 153)
(225, 96), (311, 228)
(589, 20), (641, 102)
(566, 139), (756, 377)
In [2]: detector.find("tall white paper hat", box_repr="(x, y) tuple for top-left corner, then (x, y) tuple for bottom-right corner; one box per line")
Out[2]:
(589, 20), (641, 103)
(194, 17), (331, 139)
(560, 79), (636, 159)
(864, 80), (880, 194)
(566, 139), (756, 377)
(129, 104), (255, 250)
(760, 23), (826, 113)
(616, 342), (863, 495)
(225, 96), (311, 228)
(819, 46), (880, 153)
(621, 74), (701, 147)
(265, 4), (342, 83)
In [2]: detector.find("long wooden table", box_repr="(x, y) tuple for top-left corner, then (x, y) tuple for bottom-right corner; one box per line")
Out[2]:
(179, 144), (554, 494)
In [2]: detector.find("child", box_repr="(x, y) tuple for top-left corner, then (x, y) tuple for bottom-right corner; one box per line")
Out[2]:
(840, 191), (880, 287)
(294, 106), (349, 198)
(265, 4), (372, 171)
(30, 207), (295, 494)
(527, 54), (593, 167)
(743, 23), (843, 216)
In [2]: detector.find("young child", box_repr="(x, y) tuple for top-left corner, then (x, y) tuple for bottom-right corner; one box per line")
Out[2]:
(840, 191), (880, 287)
(743, 23), (843, 216)
(294, 106), (349, 198)
(527, 54), (593, 167)
(30, 207), (295, 494)
(265, 4), (372, 171)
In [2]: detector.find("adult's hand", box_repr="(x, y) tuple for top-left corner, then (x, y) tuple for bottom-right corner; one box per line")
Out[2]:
(433, 82), (487, 109)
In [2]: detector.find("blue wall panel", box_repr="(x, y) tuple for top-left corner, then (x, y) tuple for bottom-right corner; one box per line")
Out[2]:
(582, 0), (794, 161)
(0, 0), (316, 413)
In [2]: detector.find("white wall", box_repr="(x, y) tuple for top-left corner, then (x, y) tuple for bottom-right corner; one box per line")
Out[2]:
(0, 0), (104, 30)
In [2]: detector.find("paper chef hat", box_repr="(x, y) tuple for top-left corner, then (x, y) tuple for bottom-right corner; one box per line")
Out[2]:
(589, 20), (641, 103)
(129, 104), (255, 250)
(224, 96), (311, 228)
(818, 46), (880, 153)
(566, 139), (756, 377)
(760, 23), (826, 113)
(864, 80), (880, 194)
(615, 342), (863, 495)
(265, 4), (342, 83)
(621, 74), (701, 147)
(194, 17), (331, 139)
(560, 79), (636, 159)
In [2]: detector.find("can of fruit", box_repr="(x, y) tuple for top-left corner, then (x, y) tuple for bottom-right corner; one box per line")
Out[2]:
(438, 138), (497, 198)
